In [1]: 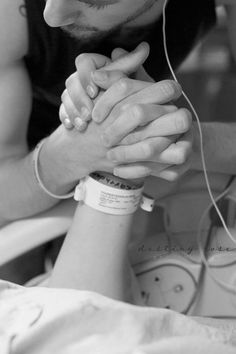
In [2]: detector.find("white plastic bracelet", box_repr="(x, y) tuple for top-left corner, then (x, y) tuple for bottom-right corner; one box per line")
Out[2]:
(33, 139), (155, 211)
(74, 175), (155, 215)
(33, 139), (74, 199)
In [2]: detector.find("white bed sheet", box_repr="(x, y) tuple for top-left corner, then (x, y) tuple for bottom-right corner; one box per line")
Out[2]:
(0, 280), (236, 354)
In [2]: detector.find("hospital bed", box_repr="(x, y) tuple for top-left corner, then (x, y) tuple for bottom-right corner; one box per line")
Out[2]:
(1, 172), (236, 319)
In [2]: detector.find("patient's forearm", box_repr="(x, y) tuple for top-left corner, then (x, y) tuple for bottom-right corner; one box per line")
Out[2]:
(49, 202), (135, 301)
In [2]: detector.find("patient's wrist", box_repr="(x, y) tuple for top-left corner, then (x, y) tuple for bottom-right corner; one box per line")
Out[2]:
(74, 172), (144, 215)
(90, 172), (144, 190)
(74, 172), (154, 215)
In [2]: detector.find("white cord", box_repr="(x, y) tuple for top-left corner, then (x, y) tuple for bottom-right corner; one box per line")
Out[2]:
(162, 0), (236, 247)
(33, 139), (75, 199)
(197, 189), (236, 294)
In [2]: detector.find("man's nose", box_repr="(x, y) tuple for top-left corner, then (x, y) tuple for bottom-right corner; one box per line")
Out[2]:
(43, 0), (75, 27)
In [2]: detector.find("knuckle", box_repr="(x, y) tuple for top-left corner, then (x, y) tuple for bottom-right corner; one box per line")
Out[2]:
(130, 104), (143, 122)
(141, 142), (154, 159)
(120, 148), (128, 162)
(120, 102), (131, 112)
(116, 78), (130, 93)
(113, 147), (127, 162)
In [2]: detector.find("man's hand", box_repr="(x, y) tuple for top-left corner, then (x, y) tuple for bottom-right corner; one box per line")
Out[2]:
(60, 44), (193, 181)
(91, 77), (192, 180)
(60, 42), (150, 130)
(59, 78), (192, 181)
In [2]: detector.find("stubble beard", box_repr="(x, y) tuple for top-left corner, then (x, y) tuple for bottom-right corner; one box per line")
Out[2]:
(61, 23), (120, 43)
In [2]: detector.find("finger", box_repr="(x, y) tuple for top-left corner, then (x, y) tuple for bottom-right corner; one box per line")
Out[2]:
(120, 108), (191, 145)
(59, 104), (74, 130)
(72, 43), (149, 120)
(156, 158), (191, 181)
(113, 162), (167, 179)
(158, 130), (193, 165)
(65, 73), (92, 122)
(75, 53), (111, 98)
(91, 42), (149, 94)
(85, 47), (128, 97)
(87, 50), (127, 100)
(106, 136), (176, 164)
(111, 47), (154, 83)
(92, 78), (151, 123)
(91, 69), (127, 91)
(111, 47), (128, 61)
(92, 79), (182, 123)
(102, 42), (149, 75)
(113, 157), (191, 181)
(143, 108), (192, 139)
(102, 104), (177, 147)
(61, 90), (88, 131)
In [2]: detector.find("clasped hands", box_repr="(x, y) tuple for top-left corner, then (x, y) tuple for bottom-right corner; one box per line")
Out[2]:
(60, 42), (193, 181)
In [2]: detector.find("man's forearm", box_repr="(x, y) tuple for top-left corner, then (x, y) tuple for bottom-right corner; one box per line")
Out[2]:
(0, 127), (77, 225)
(191, 122), (236, 175)
(0, 153), (69, 226)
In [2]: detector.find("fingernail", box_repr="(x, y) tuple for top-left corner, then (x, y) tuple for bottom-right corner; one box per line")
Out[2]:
(92, 70), (108, 82)
(92, 111), (102, 123)
(74, 117), (87, 131)
(113, 168), (119, 176)
(101, 133), (111, 147)
(63, 118), (73, 129)
(81, 107), (91, 122)
(86, 84), (96, 98)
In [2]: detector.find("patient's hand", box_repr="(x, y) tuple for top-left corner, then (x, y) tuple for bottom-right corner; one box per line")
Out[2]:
(61, 44), (193, 181)
(59, 42), (150, 130)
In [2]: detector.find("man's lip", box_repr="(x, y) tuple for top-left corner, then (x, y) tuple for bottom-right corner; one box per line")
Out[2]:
(63, 24), (98, 32)
(80, 26), (98, 31)
(78, 0), (119, 5)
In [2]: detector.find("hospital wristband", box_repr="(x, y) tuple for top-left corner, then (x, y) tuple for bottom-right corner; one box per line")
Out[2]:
(74, 173), (155, 215)
(33, 138), (74, 199)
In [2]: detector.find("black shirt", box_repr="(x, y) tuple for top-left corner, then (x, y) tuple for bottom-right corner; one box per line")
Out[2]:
(24, 0), (216, 148)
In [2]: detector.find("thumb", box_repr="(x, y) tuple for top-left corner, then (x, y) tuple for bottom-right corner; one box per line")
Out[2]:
(111, 47), (129, 61)
(75, 53), (111, 96)
(111, 46), (154, 83)
(100, 42), (150, 76)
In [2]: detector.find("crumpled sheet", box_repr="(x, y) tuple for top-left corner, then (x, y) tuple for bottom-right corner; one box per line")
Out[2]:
(0, 280), (236, 354)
